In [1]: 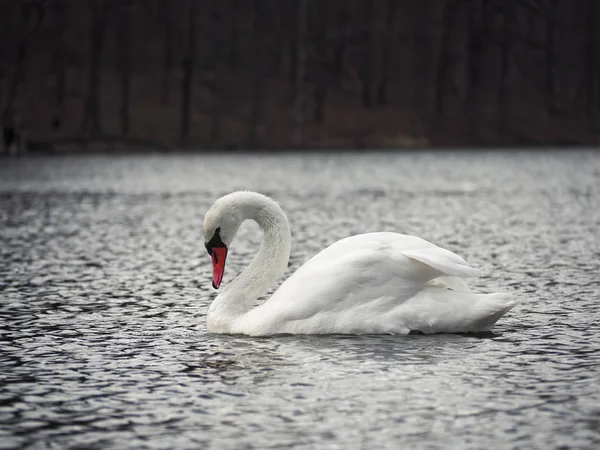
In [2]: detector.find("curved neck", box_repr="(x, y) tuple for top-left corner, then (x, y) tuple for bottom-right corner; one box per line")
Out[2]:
(207, 195), (292, 331)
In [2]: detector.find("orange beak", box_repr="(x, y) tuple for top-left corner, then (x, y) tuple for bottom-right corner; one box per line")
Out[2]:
(210, 247), (228, 289)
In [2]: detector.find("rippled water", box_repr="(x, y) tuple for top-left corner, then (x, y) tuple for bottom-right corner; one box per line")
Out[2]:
(1, 150), (599, 449)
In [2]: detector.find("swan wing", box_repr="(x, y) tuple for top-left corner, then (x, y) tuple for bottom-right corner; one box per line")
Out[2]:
(238, 232), (487, 335)
(399, 245), (481, 278)
(306, 232), (480, 278)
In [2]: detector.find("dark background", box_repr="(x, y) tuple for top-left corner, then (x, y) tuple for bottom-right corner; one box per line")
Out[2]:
(1, 0), (599, 151)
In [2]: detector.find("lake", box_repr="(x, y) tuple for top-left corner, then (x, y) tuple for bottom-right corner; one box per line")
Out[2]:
(1, 150), (599, 449)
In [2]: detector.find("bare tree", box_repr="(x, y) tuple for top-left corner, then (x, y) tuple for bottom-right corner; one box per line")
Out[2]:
(332, 6), (349, 89)
(2, 1), (46, 123)
(292, 0), (307, 147)
(465, 0), (487, 140)
(361, 0), (375, 108)
(117, 2), (132, 137)
(434, 0), (456, 123)
(497, 0), (515, 135)
(248, 0), (267, 148)
(585, 0), (599, 119)
(209, 0), (231, 144)
(52, 0), (67, 120)
(180, 0), (196, 146)
(160, 0), (173, 105)
(2, 0), (600, 150)
(377, 0), (400, 105)
(545, 0), (557, 118)
(228, 0), (241, 70)
(81, 0), (107, 136)
(313, 2), (330, 124)
(368, 0), (387, 108)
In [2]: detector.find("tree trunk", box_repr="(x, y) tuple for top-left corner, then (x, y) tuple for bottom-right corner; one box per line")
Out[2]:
(332, 8), (348, 88)
(53, 0), (66, 113)
(368, 0), (386, 108)
(270, 1), (287, 76)
(180, 0), (196, 146)
(210, 0), (231, 144)
(519, 5), (536, 99)
(545, 0), (556, 117)
(292, 0), (307, 147)
(408, 1), (431, 126)
(434, 0), (455, 123)
(81, 0), (107, 136)
(465, 0), (486, 140)
(248, 0), (266, 148)
(229, 0), (240, 69)
(289, 0), (299, 100)
(2, 1), (45, 123)
(497, 0), (513, 136)
(361, 0), (375, 108)
(314, 84), (326, 124)
(585, 0), (597, 119)
(377, 0), (399, 105)
(118, 3), (132, 137)
(209, 72), (225, 143)
(160, 0), (173, 105)
(313, 2), (329, 124)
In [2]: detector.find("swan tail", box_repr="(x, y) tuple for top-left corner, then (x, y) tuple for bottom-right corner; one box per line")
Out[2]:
(468, 292), (519, 331)
(396, 287), (519, 334)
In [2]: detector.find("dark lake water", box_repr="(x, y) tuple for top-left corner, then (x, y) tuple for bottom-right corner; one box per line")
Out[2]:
(1, 150), (599, 449)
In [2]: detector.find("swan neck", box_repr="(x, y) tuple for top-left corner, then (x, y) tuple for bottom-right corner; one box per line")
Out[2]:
(208, 195), (291, 331)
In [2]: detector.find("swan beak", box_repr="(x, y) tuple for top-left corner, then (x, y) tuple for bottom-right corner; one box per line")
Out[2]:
(210, 247), (228, 289)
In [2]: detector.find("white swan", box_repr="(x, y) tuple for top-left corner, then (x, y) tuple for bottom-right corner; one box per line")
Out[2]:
(203, 191), (518, 336)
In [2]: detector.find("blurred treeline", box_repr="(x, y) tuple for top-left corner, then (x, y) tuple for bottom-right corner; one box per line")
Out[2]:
(1, 0), (599, 151)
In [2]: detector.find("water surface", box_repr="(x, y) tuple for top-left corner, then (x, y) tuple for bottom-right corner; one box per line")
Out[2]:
(1, 151), (599, 449)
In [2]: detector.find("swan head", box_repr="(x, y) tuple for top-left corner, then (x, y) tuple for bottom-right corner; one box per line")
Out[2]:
(204, 226), (228, 289)
(203, 194), (247, 289)
(204, 191), (291, 290)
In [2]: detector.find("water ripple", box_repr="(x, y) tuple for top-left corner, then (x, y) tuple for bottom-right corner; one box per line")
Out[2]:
(1, 151), (599, 449)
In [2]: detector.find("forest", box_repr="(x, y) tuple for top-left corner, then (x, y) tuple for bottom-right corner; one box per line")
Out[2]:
(1, 0), (599, 151)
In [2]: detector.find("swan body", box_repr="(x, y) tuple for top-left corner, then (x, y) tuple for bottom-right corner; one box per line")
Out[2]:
(203, 191), (518, 336)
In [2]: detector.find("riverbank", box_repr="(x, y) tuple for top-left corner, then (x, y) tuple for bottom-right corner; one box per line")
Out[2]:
(6, 68), (600, 153)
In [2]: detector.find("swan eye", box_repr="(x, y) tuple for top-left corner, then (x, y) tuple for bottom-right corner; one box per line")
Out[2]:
(205, 227), (226, 255)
